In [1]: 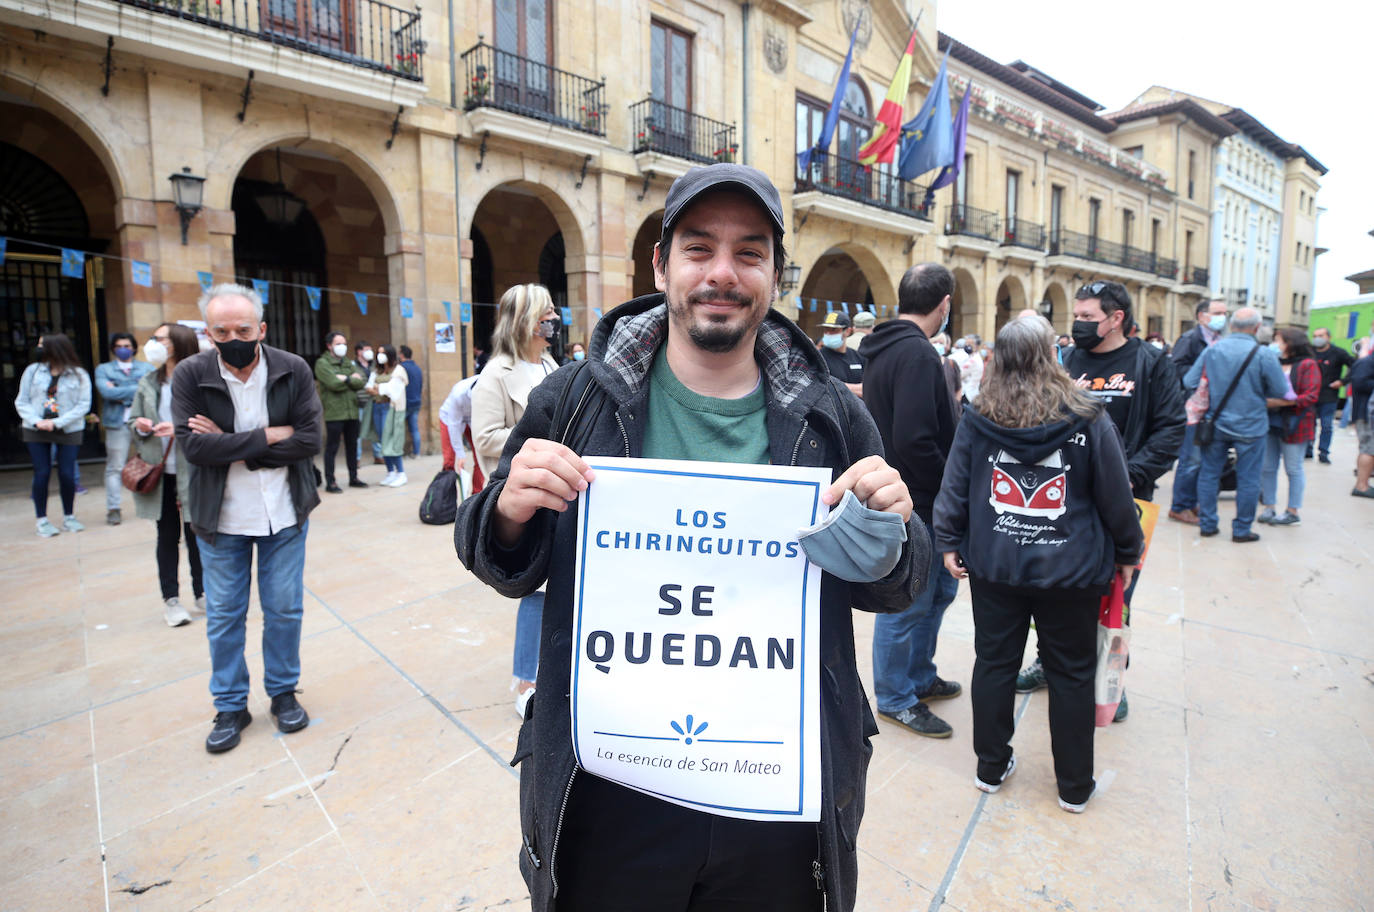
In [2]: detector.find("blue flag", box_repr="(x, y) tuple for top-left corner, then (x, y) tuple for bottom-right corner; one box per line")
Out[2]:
(306, 286), (321, 311)
(593, 307), (602, 320)
(898, 50), (954, 180)
(927, 86), (972, 196)
(443, 300), (452, 322)
(197, 271), (213, 292)
(400, 297), (414, 318)
(61, 248), (85, 279)
(354, 292), (368, 315)
(0, 237), (7, 266)
(459, 301), (472, 325)
(560, 307), (573, 325)
(798, 26), (858, 172)
(131, 261), (152, 287)
(252, 278), (270, 305)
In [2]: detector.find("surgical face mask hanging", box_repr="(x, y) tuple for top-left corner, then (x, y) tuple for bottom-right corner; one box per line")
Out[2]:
(796, 490), (908, 583)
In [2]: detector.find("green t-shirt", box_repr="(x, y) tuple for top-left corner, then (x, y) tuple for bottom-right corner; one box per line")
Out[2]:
(642, 348), (769, 464)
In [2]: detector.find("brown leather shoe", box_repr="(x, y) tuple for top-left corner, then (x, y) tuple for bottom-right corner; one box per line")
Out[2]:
(1167, 508), (1199, 525)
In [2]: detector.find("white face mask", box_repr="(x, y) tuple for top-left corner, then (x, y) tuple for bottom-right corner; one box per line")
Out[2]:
(333, 343), (348, 358)
(360, 349), (373, 362)
(376, 352), (388, 365)
(143, 339), (168, 367)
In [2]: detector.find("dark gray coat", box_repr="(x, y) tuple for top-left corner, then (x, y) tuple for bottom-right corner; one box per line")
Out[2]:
(454, 295), (927, 912)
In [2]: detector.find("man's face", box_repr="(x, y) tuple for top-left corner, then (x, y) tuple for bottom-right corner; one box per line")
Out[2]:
(1073, 298), (1119, 339)
(1313, 330), (1330, 349)
(1205, 301), (1228, 323)
(205, 295), (265, 344)
(654, 191), (776, 355)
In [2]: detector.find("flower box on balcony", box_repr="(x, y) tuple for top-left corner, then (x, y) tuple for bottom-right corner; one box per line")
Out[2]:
(580, 106), (603, 132)
(713, 143), (739, 163)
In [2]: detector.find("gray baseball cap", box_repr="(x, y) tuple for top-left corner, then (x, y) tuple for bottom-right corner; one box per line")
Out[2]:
(852, 310), (876, 327)
(661, 164), (785, 239)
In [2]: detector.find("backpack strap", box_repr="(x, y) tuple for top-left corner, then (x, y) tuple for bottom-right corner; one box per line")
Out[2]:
(550, 360), (608, 454)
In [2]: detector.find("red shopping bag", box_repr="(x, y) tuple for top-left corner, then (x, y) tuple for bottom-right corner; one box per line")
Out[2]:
(1094, 575), (1130, 727)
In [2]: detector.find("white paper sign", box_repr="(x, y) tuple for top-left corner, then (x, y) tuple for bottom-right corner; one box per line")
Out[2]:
(571, 456), (829, 822)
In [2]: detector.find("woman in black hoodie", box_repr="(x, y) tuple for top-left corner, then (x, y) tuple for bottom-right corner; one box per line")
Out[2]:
(933, 316), (1143, 813)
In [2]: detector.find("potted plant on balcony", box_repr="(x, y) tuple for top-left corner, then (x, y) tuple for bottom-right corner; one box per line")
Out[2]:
(465, 65), (490, 108)
(395, 51), (420, 75)
(581, 106), (603, 133)
(713, 143), (738, 163)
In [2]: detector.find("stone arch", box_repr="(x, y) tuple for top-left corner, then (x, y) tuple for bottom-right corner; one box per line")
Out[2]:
(795, 243), (894, 337)
(994, 274), (1027, 333)
(949, 267), (980, 342)
(0, 74), (128, 202)
(1042, 281), (1069, 332)
(212, 134), (404, 238)
(630, 210), (665, 299)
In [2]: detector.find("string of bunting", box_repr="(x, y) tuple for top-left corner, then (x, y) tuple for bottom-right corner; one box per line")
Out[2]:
(2, 236), (887, 323)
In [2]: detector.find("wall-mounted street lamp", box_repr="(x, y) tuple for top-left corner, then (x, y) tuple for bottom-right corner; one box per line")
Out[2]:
(779, 262), (802, 295)
(1037, 298), (1053, 317)
(169, 167), (206, 245)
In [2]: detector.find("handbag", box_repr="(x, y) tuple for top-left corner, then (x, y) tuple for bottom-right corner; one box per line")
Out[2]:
(1195, 346), (1259, 447)
(122, 440), (171, 494)
(1094, 575), (1130, 727)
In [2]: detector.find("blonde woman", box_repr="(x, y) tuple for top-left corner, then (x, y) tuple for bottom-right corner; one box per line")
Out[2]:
(471, 284), (560, 717)
(932, 316), (1143, 813)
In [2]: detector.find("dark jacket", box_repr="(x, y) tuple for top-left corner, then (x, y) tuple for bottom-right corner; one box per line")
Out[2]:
(401, 359), (423, 408)
(1348, 354), (1374, 423)
(314, 351), (367, 423)
(1313, 344), (1356, 405)
(860, 319), (957, 524)
(1064, 338), (1185, 501)
(172, 345), (323, 543)
(454, 294), (926, 912)
(932, 406), (1144, 590)
(1171, 324), (1211, 387)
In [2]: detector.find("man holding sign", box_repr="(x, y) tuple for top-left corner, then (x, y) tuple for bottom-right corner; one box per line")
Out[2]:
(456, 164), (924, 912)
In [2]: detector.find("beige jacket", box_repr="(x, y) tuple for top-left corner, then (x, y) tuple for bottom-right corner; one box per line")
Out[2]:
(470, 351), (558, 477)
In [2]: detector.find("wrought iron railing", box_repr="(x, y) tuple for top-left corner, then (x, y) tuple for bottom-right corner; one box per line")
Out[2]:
(1186, 267), (1209, 287)
(1001, 217), (1045, 250)
(114, 0), (424, 79)
(1155, 257), (1178, 280)
(1122, 246), (1155, 273)
(630, 98), (735, 165)
(461, 42), (606, 136)
(946, 203), (1000, 241)
(795, 153), (933, 220)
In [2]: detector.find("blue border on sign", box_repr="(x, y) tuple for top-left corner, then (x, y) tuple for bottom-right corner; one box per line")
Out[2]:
(571, 463), (822, 817)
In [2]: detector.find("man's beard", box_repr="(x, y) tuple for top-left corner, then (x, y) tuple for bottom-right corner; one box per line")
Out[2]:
(667, 285), (768, 354)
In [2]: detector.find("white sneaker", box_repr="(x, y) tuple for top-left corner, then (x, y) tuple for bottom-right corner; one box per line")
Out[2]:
(1058, 786), (1095, 814)
(62, 516), (85, 532)
(380, 471), (397, 486)
(974, 755), (1017, 794)
(164, 597), (192, 627)
(390, 472), (408, 487)
(515, 686), (535, 720)
(195, 595), (207, 613)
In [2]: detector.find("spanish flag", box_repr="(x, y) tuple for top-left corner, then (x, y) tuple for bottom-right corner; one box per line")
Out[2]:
(856, 27), (919, 166)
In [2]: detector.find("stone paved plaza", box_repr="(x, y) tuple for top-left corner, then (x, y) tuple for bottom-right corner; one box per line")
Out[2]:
(2, 430), (1371, 911)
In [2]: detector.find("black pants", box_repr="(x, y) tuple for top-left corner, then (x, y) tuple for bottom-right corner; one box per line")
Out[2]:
(323, 419), (360, 484)
(970, 577), (1099, 805)
(157, 472), (203, 601)
(556, 773), (823, 912)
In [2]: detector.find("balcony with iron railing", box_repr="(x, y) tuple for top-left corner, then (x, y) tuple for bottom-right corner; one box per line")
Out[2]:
(630, 99), (735, 165)
(795, 153), (934, 222)
(1155, 257), (1178, 280)
(947, 204), (1000, 242)
(118, 0), (422, 78)
(462, 42), (606, 136)
(1185, 267), (1210, 287)
(1001, 217), (1045, 251)
(1049, 229), (1166, 277)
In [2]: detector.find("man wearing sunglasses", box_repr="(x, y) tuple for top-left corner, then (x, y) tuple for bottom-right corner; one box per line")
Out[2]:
(1016, 281), (1184, 720)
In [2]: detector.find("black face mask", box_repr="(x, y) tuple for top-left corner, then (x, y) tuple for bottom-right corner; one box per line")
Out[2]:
(32, 346), (46, 362)
(216, 338), (260, 369)
(1072, 320), (1105, 352)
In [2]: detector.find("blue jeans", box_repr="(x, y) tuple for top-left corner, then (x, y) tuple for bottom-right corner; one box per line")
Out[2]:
(1315, 401), (1338, 459)
(1261, 434), (1306, 511)
(405, 406), (421, 457)
(1197, 435), (1265, 537)
(358, 403), (382, 460)
(1170, 422), (1201, 512)
(1340, 398), (1352, 428)
(197, 522), (309, 711)
(873, 521), (961, 712)
(384, 455), (405, 473)
(104, 426), (131, 511)
(27, 441), (79, 518)
(513, 590), (544, 682)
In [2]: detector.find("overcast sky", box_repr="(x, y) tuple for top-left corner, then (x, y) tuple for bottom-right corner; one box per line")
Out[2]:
(936, 0), (1374, 305)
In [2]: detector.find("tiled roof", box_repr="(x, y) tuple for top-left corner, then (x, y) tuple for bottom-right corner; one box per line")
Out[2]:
(1222, 109), (1327, 174)
(1104, 99), (1237, 138)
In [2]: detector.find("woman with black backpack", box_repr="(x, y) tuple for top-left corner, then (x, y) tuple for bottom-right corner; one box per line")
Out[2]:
(14, 333), (92, 537)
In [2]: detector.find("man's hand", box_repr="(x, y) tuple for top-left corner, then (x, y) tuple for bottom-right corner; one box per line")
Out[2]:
(336, 374), (347, 382)
(1330, 380), (1343, 389)
(1116, 563), (1136, 590)
(265, 426), (295, 445)
(188, 414), (223, 435)
(494, 438), (596, 547)
(350, 373), (363, 382)
(134, 417), (155, 435)
(35, 418), (55, 432)
(1265, 397), (1289, 409)
(821, 455), (913, 522)
(457, 455), (467, 472)
(845, 381), (863, 399)
(153, 421), (174, 438)
(105, 380), (117, 389)
(943, 551), (968, 580)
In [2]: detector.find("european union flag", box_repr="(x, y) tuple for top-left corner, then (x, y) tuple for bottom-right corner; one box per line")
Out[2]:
(61, 248), (85, 279)
(898, 49), (954, 181)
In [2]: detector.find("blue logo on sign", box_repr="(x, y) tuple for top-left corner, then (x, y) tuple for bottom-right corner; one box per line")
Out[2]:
(670, 715), (709, 745)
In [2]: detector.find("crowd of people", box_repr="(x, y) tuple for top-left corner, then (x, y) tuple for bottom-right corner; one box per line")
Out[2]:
(10, 161), (1374, 912)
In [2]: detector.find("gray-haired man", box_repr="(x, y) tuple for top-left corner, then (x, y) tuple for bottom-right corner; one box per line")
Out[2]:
(173, 284), (323, 752)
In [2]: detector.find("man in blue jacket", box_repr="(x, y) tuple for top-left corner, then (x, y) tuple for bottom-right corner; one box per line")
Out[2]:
(1183, 307), (1290, 541)
(95, 332), (153, 524)
(399, 345), (423, 456)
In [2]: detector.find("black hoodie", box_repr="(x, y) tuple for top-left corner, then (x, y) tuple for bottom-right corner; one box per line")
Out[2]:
(861, 318), (957, 524)
(932, 406), (1144, 590)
